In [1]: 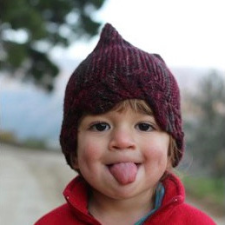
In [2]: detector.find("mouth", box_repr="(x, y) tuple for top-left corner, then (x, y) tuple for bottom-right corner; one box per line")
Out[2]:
(106, 162), (141, 168)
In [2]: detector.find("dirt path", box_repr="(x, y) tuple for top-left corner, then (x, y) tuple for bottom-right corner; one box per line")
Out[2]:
(0, 144), (75, 225)
(0, 144), (224, 225)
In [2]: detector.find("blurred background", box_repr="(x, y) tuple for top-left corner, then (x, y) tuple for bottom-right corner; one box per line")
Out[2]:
(0, 0), (225, 224)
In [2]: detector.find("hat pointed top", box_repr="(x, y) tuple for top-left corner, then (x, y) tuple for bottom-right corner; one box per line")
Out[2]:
(97, 23), (125, 46)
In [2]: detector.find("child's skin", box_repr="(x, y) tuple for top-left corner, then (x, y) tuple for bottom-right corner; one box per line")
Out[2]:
(73, 100), (172, 224)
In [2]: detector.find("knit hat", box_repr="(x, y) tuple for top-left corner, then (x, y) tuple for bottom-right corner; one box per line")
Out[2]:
(60, 23), (184, 168)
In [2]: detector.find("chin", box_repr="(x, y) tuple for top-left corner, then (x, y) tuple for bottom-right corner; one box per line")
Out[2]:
(105, 182), (144, 200)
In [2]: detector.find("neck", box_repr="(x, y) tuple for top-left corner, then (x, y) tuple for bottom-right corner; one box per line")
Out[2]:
(89, 188), (155, 225)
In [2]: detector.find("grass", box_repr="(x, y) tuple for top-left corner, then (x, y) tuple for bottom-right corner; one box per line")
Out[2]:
(0, 130), (48, 150)
(182, 175), (225, 210)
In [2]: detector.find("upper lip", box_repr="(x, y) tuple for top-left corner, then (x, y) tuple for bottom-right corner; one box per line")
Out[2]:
(105, 160), (142, 166)
(104, 153), (143, 166)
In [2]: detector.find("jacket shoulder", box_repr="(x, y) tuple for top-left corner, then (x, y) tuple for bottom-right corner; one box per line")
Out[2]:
(170, 203), (216, 225)
(35, 204), (79, 225)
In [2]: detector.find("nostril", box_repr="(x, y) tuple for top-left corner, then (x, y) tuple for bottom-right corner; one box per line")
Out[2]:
(109, 139), (136, 151)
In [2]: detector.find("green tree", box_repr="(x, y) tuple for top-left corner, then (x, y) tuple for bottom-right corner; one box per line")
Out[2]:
(185, 71), (225, 178)
(0, 0), (105, 91)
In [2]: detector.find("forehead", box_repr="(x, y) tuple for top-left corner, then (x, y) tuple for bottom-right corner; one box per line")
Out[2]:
(81, 100), (156, 121)
(112, 99), (153, 115)
(78, 99), (157, 127)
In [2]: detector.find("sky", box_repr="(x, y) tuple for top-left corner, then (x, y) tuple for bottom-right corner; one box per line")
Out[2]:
(60, 0), (225, 70)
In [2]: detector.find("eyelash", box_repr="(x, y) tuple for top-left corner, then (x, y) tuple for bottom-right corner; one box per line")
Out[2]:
(89, 122), (156, 132)
(135, 123), (155, 132)
(89, 122), (110, 132)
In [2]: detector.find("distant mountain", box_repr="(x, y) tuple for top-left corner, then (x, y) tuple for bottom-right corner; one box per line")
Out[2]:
(1, 85), (62, 147)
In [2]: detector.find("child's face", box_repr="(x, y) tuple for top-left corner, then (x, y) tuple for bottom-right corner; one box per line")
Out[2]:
(75, 105), (171, 200)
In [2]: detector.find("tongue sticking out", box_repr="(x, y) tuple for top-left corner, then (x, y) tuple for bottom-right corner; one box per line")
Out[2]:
(108, 162), (138, 185)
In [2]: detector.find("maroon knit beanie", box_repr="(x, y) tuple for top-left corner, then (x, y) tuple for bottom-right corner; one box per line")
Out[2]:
(60, 23), (184, 168)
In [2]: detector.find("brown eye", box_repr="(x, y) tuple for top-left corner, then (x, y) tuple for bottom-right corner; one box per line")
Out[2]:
(135, 123), (154, 132)
(90, 122), (110, 131)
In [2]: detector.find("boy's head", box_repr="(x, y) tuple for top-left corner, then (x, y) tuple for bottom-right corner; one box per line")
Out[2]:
(60, 23), (184, 168)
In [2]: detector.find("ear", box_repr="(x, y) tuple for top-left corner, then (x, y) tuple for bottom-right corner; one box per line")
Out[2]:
(166, 156), (173, 170)
(70, 153), (79, 170)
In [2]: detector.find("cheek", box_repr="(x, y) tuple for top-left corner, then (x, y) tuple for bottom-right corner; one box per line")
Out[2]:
(146, 146), (168, 164)
(143, 134), (170, 165)
(77, 134), (103, 164)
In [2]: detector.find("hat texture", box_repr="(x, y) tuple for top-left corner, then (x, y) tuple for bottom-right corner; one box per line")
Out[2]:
(60, 23), (184, 167)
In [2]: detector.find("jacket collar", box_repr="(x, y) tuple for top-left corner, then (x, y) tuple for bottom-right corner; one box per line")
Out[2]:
(63, 172), (185, 224)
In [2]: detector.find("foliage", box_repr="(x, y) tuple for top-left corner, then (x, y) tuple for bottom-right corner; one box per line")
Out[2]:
(183, 176), (225, 213)
(0, 130), (17, 144)
(0, 130), (47, 149)
(22, 138), (47, 150)
(184, 71), (225, 178)
(0, 0), (105, 91)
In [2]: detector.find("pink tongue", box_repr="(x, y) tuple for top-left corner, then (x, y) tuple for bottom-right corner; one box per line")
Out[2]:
(108, 162), (138, 185)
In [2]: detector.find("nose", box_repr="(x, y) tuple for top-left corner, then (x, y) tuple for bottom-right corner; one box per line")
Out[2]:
(109, 127), (136, 151)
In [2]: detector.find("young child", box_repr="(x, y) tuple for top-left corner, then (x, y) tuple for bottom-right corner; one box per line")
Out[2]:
(35, 23), (216, 225)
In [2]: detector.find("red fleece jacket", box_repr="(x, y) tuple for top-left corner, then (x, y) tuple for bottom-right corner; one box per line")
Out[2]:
(35, 173), (216, 225)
